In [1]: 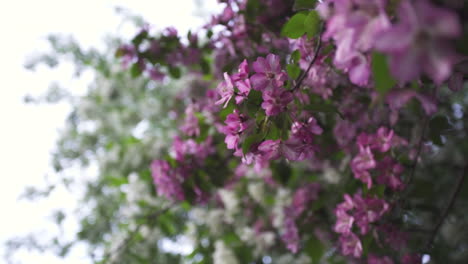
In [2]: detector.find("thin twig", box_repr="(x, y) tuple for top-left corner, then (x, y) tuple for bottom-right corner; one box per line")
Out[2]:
(405, 116), (430, 187)
(425, 162), (468, 251)
(291, 23), (324, 92)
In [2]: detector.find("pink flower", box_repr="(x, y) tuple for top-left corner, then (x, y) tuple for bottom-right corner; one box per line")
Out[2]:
(282, 213), (300, 253)
(180, 108), (200, 137)
(337, 194), (355, 211)
(215, 73), (235, 107)
(290, 117), (323, 146)
(282, 136), (316, 161)
(151, 160), (185, 201)
(222, 110), (252, 150)
(374, 127), (394, 152)
(339, 232), (362, 258)
(261, 87), (293, 116)
(351, 146), (376, 173)
(376, 157), (405, 191)
(334, 209), (354, 234)
(375, 0), (461, 83)
(379, 224), (409, 251)
(250, 54), (287, 91)
(320, 0), (391, 86)
(334, 120), (357, 147)
(368, 255), (394, 264)
(355, 170), (373, 189)
(257, 140), (281, 161)
(234, 78), (251, 104)
(386, 90), (437, 115)
(401, 254), (422, 264)
(231, 59), (249, 81)
(291, 183), (320, 216)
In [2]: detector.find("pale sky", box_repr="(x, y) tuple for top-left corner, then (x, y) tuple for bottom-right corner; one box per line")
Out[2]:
(0, 1), (219, 263)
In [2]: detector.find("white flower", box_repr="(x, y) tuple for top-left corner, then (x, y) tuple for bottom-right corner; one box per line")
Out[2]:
(272, 188), (291, 229)
(323, 167), (340, 184)
(238, 227), (255, 243)
(206, 209), (224, 235)
(213, 240), (239, 264)
(248, 182), (265, 205)
(218, 189), (239, 214)
(259, 231), (276, 248)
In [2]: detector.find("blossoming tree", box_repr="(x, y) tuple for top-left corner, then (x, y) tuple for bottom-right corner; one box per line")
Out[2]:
(10, 0), (468, 264)
(118, 0), (468, 262)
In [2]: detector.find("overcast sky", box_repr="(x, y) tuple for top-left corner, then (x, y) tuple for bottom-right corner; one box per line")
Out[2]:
(0, 1), (218, 263)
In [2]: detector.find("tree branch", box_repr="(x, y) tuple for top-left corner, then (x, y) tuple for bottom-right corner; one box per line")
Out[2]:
(405, 116), (430, 187)
(425, 162), (468, 251)
(291, 23), (324, 92)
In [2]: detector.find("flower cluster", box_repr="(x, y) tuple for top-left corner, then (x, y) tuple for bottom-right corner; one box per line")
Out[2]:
(351, 127), (406, 189)
(334, 193), (389, 257)
(281, 183), (320, 253)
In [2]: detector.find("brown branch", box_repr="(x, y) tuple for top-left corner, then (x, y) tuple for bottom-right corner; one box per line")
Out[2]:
(425, 162), (468, 251)
(405, 116), (430, 188)
(291, 23), (324, 92)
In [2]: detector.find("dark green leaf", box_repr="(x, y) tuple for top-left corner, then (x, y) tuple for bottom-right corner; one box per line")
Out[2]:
(271, 161), (292, 185)
(304, 11), (320, 38)
(291, 49), (301, 63)
(131, 30), (148, 46)
(242, 133), (263, 154)
(200, 58), (210, 75)
(287, 64), (301, 79)
(219, 101), (235, 121)
(265, 123), (281, 140)
(305, 236), (324, 263)
(130, 63), (142, 78)
(222, 232), (241, 245)
(281, 13), (307, 39)
(304, 103), (343, 118)
(369, 185), (386, 198)
(371, 52), (396, 96)
(429, 115), (451, 146)
(293, 0), (317, 11)
(168, 67), (181, 79)
(429, 115), (451, 131)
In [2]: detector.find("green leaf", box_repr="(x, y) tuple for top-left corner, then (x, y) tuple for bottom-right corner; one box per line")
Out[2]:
(287, 64), (301, 79)
(281, 13), (307, 39)
(429, 115), (451, 131)
(304, 103), (343, 118)
(107, 176), (128, 187)
(200, 58), (210, 74)
(293, 0), (317, 11)
(242, 133), (263, 154)
(291, 49), (301, 63)
(265, 123), (281, 140)
(361, 233), (373, 257)
(429, 115), (451, 146)
(206, 29), (213, 39)
(131, 30), (148, 46)
(222, 232), (241, 245)
(219, 101), (235, 121)
(304, 10), (320, 38)
(271, 161), (292, 185)
(130, 63), (142, 78)
(168, 66), (181, 79)
(305, 236), (324, 263)
(371, 52), (396, 96)
(410, 179), (434, 198)
(369, 184), (386, 198)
